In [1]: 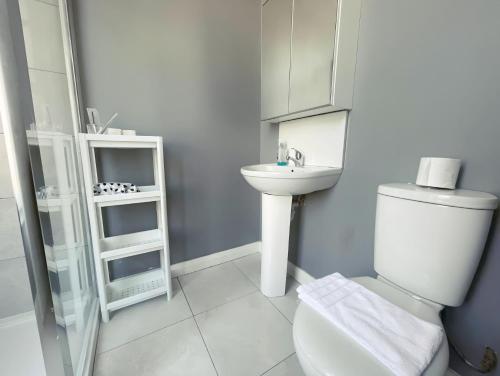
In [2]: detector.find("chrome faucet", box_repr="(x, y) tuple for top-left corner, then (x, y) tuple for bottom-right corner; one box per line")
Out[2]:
(287, 148), (305, 167)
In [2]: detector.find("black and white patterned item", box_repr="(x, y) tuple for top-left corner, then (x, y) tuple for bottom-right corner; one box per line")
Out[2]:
(93, 182), (139, 195)
(36, 185), (59, 199)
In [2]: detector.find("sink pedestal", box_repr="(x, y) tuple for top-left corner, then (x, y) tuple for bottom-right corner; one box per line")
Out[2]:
(261, 193), (292, 297)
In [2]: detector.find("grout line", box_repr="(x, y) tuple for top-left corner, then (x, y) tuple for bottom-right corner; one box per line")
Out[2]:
(229, 251), (261, 263)
(179, 279), (219, 376)
(231, 257), (261, 289)
(192, 316), (219, 376)
(34, 0), (58, 7)
(266, 276), (301, 325)
(259, 352), (297, 376)
(0, 255), (27, 262)
(97, 316), (193, 356)
(28, 66), (66, 76)
(175, 252), (259, 278)
(193, 289), (259, 318)
(267, 297), (295, 325)
(176, 259), (234, 278)
(178, 277), (195, 315)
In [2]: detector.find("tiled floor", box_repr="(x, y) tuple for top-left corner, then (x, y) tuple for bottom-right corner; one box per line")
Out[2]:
(93, 252), (304, 376)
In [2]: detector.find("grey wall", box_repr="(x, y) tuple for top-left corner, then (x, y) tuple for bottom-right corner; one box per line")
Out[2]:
(261, 1), (500, 374)
(74, 0), (261, 265)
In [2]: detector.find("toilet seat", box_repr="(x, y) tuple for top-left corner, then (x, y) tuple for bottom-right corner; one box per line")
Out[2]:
(293, 276), (449, 376)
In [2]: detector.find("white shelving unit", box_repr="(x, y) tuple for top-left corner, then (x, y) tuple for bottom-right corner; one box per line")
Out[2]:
(79, 134), (172, 322)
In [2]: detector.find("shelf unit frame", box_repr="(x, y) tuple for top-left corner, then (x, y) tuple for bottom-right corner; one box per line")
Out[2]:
(79, 133), (172, 322)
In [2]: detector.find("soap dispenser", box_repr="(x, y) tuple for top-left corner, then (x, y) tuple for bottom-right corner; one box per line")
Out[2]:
(277, 141), (288, 166)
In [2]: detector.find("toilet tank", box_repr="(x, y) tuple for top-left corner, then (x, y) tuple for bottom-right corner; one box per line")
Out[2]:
(374, 183), (497, 307)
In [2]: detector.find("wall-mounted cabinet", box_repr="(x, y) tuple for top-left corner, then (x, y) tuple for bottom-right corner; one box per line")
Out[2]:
(261, 0), (361, 122)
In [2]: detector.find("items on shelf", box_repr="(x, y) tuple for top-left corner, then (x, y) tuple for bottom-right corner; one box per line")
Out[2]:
(85, 107), (137, 136)
(36, 185), (59, 199)
(93, 182), (139, 195)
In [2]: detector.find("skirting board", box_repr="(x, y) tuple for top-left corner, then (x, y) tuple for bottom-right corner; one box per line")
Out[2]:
(170, 241), (315, 284)
(171, 241), (261, 277)
(287, 261), (316, 285)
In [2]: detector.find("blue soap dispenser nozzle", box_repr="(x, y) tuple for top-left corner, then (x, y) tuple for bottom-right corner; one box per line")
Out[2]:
(277, 141), (288, 166)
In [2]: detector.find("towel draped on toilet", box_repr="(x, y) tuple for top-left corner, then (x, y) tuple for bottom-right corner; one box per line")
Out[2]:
(297, 273), (444, 376)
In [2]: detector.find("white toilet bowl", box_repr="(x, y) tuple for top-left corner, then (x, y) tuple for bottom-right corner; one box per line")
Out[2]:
(293, 276), (449, 376)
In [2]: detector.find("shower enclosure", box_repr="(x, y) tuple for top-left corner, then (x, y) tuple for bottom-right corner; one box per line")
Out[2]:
(0, 0), (99, 375)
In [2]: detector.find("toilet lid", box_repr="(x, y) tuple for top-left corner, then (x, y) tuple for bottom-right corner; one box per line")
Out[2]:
(293, 277), (449, 376)
(378, 183), (498, 210)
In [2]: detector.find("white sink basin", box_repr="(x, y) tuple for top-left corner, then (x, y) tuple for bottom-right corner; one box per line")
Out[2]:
(241, 163), (342, 195)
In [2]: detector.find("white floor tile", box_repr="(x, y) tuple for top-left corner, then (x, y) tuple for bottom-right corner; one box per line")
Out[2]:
(97, 278), (191, 353)
(269, 277), (301, 322)
(196, 292), (295, 376)
(232, 252), (261, 286)
(93, 318), (216, 376)
(179, 262), (257, 314)
(263, 354), (305, 376)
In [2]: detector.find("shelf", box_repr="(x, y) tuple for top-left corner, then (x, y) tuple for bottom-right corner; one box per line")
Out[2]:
(106, 269), (167, 312)
(37, 194), (79, 212)
(93, 185), (161, 207)
(45, 243), (84, 272)
(26, 130), (73, 146)
(100, 229), (164, 261)
(81, 133), (161, 149)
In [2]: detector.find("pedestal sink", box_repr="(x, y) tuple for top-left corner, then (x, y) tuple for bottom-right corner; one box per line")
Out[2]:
(241, 163), (342, 297)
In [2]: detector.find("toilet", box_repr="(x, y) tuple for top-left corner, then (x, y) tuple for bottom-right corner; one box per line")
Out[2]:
(293, 183), (498, 376)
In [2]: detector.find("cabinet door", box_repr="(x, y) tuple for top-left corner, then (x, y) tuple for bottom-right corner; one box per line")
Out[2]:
(261, 0), (293, 120)
(289, 0), (338, 113)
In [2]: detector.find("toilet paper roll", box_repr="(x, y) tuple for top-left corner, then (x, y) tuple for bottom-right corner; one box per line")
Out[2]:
(416, 157), (461, 189)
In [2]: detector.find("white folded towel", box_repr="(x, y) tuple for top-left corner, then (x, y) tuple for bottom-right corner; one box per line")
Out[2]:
(297, 273), (443, 376)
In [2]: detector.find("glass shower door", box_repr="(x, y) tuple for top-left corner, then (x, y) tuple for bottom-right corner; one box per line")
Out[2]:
(18, 0), (98, 374)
